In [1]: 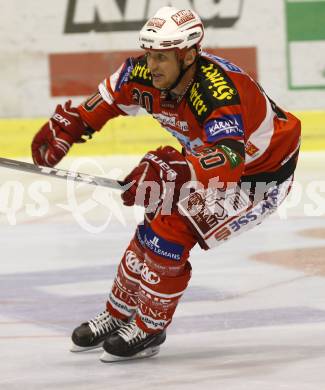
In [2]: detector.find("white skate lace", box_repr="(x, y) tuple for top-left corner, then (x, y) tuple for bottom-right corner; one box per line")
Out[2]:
(117, 319), (147, 345)
(88, 311), (124, 337)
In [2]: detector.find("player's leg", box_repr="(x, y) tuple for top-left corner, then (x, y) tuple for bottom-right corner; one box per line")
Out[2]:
(70, 223), (147, 352)
(101, 212), (197, 362)
(98, 164), (295, 360)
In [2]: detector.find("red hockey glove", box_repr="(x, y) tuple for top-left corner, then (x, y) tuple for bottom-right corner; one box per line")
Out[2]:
(121, 146), (191, 210)
(31, 100), (94, 167)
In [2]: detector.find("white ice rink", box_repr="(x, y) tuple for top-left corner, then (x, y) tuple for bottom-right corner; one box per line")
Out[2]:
(0, 153), (324, 390)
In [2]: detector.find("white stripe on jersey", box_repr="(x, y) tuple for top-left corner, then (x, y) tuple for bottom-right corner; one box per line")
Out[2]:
(109, 63), (124, 92)
(99, 79), (140, 116)
(245, 95), (276, 164)
(99, 81), (115, 105)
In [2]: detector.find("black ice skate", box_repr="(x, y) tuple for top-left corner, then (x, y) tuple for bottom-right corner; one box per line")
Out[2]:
(100, 319), (166, 362)
(70, 311), (127, 352)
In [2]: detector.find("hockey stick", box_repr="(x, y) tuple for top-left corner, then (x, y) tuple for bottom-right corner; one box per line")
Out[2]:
(0, 157), (125, 190)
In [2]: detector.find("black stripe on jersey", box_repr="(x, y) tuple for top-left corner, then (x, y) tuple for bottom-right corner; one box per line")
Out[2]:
(187, 57), (240, 124)
(128, 56), (153, 87)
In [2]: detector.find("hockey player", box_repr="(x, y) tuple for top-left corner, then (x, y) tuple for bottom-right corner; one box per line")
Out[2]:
(31, 7), (301, 362)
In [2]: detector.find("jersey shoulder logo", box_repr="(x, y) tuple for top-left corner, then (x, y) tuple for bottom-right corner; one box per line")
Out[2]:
(129, 56), (152, 87)
(202, 52), (244, 74)
(113, 57), (134, 92)
(187, 56), (240, 123)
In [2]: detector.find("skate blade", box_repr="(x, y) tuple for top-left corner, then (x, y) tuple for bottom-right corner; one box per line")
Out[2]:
(70, 341), (104, 353)
(99, 346), (160, 363)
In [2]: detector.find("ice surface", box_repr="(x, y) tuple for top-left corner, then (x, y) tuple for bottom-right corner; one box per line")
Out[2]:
(0, 153), (324, 390)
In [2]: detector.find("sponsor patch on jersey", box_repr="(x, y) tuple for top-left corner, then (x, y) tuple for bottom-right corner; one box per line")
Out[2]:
(153, 113), (176, 127)
(129, 57), (152, 86)
(144, 226), (184, 261)
(153, 113), (189, 132)
(245, 141), (260, 157)
(114, 58), (134, 92)
(188, 82), (209, 120)
(229, 188), (280, 232)
(178, 189), (227, 238)
(176, 120), (189, 131)
(187, 58), (240, 123)
(204, 115), (244, 142)
(204, 52), (243, 73)
(201, 62), (239, 102)
(218, 145), (243, 169)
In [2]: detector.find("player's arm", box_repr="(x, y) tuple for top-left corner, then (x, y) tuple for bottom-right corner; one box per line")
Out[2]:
(186, 111), (246, 187)
(31, 58), (137, 167)
(77, 58), (139, 131)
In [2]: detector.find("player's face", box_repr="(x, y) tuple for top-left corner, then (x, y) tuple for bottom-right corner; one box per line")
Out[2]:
(145, 50), (181, 89)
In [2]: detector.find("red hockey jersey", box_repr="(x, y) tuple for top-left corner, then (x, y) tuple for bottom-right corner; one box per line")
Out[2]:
(78, 52), (301, 186)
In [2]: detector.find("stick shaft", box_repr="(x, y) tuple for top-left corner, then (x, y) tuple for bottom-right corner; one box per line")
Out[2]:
(0, 157), (124, 190)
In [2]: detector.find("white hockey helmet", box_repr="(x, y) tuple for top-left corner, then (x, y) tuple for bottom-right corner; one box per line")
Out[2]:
(139, 6), (204, 53)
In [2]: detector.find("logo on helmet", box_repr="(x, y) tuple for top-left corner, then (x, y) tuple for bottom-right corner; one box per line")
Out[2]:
(171, 10), (196, 26)
(160, 39), (184, 48)
(187, 31), (202, 42)
(147, 18), (166, 29)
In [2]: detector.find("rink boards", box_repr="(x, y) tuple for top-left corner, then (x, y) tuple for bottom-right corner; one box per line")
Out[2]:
(0, 111), (324, 157)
